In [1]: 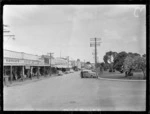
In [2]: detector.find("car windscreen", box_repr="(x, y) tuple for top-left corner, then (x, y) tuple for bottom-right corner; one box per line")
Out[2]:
(83, 71), (89, 73)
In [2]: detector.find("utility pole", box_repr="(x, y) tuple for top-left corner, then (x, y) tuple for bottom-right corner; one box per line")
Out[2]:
(68, 56), (69, 70)
(3, 25), (16, 49)
(95, 38), (97, 70)
(3, 25), (15, 39)
(48, 52), (54, 76)
(60, 50), (61, 58)
(3, 30), (10, 33)
(90, 38), (101, 76)
(84, 60), (85, 68)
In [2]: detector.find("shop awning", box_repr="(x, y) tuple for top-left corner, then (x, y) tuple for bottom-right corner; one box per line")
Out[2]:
(56, 65), (68, 68)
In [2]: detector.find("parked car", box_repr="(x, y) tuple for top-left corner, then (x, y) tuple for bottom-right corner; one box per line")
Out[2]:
(58, 70), (63, 76)
(64, 71), (70, 74)
(69, 69), (74, 73)
(81, 69), (98, 78)
(91, 69), (96, 72)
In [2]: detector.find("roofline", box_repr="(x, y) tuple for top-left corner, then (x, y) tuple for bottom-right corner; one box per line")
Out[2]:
(4, 49), (41, 57)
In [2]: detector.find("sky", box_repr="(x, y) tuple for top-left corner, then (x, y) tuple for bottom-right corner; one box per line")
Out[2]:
(3, 5), (146, 63)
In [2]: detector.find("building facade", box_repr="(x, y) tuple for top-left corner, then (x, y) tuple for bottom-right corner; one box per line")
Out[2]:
(3, 49), (75, 84)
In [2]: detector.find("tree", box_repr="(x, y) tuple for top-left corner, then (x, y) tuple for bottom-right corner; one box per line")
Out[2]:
(133, 53), (141, 57)
(103, 51), (118, 72)
(103, 55), (108, 64)
(85, 62), (92, 69)
(134, 56), (146, 79)
(77, 59), (80, 62)
(114, 51), (128, 72)
(124, 56), (146, 79)
(103, 51), (113, 64)
(86, 62), (91, 64)
(128, 52), (141, 58)
(123, 56), (135, 76)
(100, 62), (105, 68)
(96, 62), (105, 69)
(96, 63), (101, 68)
(112, 52), (118, 59)
(142, 54), (146, 57)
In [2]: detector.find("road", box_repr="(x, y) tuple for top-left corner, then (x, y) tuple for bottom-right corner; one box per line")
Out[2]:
(4, 71), (146, 111)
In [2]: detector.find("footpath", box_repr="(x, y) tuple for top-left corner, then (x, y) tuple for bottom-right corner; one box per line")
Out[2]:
(3, 74), (58, 87)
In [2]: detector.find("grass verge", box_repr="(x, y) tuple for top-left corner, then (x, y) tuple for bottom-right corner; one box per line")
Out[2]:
(99, 71), (145, 80)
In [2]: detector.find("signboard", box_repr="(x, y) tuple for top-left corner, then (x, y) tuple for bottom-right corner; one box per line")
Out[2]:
(4, 58), (24, 65)
(25, 66), (30, 69)
(90, 43), (100, 47)
(24, 60), (39, 66)
(90, 38), (101, 41)
(44, 58), (49, 64)
(55, 58), (68, 66)
(5, 58), (19, 63)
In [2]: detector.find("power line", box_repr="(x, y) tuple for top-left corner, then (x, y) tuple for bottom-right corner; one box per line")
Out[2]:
(3, 30), (10, 33)
(3, 24), (16, 41)
(3, 24), (9, 27)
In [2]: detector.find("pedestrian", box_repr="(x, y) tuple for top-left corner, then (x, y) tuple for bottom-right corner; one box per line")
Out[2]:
(30, 67), (33, 80)
(37, 68), (40, 79)
(20, 72), (24, 81)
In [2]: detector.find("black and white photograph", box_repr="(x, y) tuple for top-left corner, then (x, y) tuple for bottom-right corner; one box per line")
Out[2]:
(3, 5), (146, 111)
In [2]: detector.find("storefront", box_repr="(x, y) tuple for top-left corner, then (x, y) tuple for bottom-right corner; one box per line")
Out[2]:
(3, 50), (43, 84)
(41, 55), (56, 76)
(54, 58), (69, 73)
(3, 57), (25, 83)
(23, 59), (39, 79)
(3, 49), (72, 85)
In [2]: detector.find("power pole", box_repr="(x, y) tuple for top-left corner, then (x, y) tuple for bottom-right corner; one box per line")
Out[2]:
(95, 38), (97, 70)
(68, 56), (69, 70)
(90, 38), (101, 76)
(60, 50), (61, 58)
(3, 25), (16, 49)
(48, 52), (54, 76)
(3, 25), (15, 39)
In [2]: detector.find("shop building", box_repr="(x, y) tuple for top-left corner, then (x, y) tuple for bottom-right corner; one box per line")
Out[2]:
(41, 55), (56, 75)
(3, 49), (76, 85)
(3, 50), (54, 84)
(54, 57), (68, 72)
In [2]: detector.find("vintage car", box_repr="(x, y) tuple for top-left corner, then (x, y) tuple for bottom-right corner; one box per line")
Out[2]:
(81, 69), (98, 78)
(58, 70), (63, 76)
(64, 71), (70, 74)
(69, 69), (74, 73)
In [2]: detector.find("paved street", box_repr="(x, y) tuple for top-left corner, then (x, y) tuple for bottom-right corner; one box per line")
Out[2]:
(4, 71), (146, 111)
